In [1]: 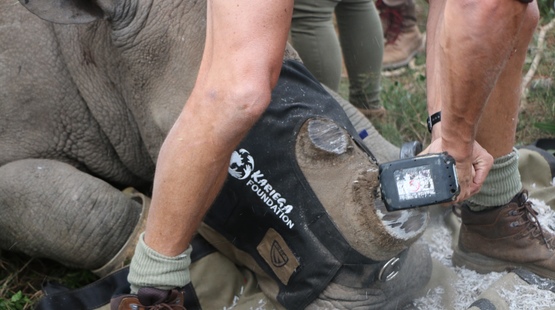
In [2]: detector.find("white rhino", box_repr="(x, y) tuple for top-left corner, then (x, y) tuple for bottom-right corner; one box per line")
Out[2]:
(0, 0), (430, 308)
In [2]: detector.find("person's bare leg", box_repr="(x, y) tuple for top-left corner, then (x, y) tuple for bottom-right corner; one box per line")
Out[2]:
(448, 1), (555, 280)
(469, 2), (539, 208)
(126, 0), (294, 294)
(425, 0), (534, 202)
(476, 4), (539, 158)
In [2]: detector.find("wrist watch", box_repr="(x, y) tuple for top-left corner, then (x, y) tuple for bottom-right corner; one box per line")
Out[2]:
(427, 111), (441, 133)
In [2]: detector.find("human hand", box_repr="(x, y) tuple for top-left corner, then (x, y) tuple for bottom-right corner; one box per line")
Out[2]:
(422, 139), (493, 203)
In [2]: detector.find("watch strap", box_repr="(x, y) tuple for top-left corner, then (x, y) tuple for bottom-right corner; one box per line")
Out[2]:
(427, 111), (441, 133)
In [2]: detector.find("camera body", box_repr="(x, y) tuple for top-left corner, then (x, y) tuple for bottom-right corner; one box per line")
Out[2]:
(379, 152), (460, 212)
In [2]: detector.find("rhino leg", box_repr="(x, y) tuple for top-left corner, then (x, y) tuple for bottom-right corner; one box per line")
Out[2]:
(0, 159), (145, 273)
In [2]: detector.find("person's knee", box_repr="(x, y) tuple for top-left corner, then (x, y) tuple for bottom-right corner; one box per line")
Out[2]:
(521, 1), (540, 37)
(453, 0), (538, 39)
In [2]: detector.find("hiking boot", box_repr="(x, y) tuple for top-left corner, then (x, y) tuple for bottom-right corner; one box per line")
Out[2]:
(377, 0), (424, 70)
(453, 189), (555, 279)
(111, 287), (186, 310)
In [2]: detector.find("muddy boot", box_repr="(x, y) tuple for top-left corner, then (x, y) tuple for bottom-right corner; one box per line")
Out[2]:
(377, 0), (424, 70)
(453, 189), (555, 279)
(111, 287), (185, 310)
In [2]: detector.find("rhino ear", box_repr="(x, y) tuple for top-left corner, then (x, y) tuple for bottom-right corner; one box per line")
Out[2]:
(19, 0), (115, 24)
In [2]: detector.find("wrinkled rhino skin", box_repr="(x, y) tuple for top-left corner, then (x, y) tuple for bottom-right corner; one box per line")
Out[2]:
(0, 0), (206, 269)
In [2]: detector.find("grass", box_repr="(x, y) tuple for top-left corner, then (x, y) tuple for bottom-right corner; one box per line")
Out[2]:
(0, 251), (97, 309)
(364, 0), (555, 148)
(1, 2), (555, 309)
(370, 51), (555, 148)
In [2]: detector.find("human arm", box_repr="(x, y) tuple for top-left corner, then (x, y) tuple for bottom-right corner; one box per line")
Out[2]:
(144, 0), (294, 256)
(424, 0), (533, 202)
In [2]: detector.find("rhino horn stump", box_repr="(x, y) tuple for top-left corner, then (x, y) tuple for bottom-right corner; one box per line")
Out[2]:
(295, 118), (428, 260)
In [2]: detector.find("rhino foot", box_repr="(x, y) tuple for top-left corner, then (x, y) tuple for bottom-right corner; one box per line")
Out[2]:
(92, 187), (150, 277)
(0, 159), (142, 270)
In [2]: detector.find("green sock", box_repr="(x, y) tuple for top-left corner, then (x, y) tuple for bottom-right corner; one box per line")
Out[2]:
(128, 232), (192, 293)
(467, 148), (522, 211)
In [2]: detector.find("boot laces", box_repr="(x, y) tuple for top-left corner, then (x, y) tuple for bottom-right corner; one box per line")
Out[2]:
(515, 192), (553, 250)
(376, 0), (404, 44)
(136, 287), (186, 310)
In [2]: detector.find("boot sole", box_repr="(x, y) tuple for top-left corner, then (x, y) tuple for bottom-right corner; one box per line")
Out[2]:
(453, 246), (555, 279)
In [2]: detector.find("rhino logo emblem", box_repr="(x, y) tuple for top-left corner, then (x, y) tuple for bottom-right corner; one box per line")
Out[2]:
(270, 240), (289, 267)
(229, 148), (255, 180)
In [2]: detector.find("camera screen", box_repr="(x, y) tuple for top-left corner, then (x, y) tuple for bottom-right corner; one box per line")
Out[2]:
(394, 165), (436, 201)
